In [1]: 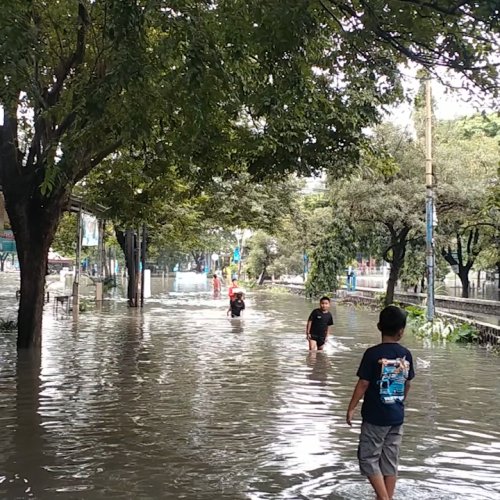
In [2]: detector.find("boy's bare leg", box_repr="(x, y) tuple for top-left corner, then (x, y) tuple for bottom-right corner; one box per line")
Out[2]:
(308, 338), (317, 351)
(384, 475), (396, 499)
(367, 474), (390, 500)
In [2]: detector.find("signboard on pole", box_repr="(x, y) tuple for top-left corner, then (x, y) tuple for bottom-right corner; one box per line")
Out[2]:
(0, 230), (16, 253)
(82, 214), (99, 247)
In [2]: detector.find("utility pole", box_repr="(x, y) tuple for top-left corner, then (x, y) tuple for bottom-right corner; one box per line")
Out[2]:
(72, 206), (83, 313)
(425, 76), (435, 321)
(140, 225), (147, 307)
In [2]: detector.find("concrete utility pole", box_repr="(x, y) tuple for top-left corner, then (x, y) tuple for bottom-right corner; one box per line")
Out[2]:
(140, 225), (147, 307)
(425, 76), (435, 321)
(72, 206), (83, 313)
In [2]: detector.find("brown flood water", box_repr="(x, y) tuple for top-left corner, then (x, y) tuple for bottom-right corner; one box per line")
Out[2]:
(0, 275), (499, 499)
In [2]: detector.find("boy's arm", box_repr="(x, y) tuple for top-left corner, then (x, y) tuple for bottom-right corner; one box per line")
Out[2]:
(325, 315), (334, 337)
(346, 379), (370, 426)
(404, 380), (411, 400)
(306, 320), (312, 339)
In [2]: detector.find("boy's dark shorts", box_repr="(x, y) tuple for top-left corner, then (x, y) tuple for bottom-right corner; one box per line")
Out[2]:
(311, 335), (326, 347)
(358, 422), (403, 477)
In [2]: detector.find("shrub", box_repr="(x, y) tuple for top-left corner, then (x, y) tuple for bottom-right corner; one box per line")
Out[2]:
(0, 318), (18, 331)
(412, 316), (479, 343)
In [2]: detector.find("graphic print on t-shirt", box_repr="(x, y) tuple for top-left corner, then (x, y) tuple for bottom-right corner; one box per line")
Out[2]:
(378, 357), (410, 404)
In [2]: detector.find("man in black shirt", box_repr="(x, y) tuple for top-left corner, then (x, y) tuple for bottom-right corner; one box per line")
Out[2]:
(306, 296), (334, 350)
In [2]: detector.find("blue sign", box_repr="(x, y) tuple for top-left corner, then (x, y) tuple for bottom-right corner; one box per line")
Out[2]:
(233, 247), (241, 263)
(0, 230), (16, 253)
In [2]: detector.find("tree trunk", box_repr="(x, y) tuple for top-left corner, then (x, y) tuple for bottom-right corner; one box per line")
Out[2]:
(192, 252), (204, 273)
(258, 267), (267, 285)
(103, 244), (110, 278)
(115, 229), (139, 306)
(459, 269), (470, 298)
(385, 258), (402, 306)
(497, 262), (500, 292)
(383, 229), (409, 307)
(3, 190), (67, 348)
(0, 254), (7, 271)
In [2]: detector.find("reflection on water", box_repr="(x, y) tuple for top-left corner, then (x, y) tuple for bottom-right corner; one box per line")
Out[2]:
(0, 275), (499, 499)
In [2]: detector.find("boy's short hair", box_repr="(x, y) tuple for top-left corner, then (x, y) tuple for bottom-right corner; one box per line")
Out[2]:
(378, 306), (407, 336)
(319, 296), (331, 303)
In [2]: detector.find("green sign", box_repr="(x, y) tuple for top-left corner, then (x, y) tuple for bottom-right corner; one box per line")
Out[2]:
(0, 230), (16, 253)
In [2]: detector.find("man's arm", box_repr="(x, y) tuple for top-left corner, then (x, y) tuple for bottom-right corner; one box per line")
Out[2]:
(306, 320), (312, 339)
(346, 378), (370, 426)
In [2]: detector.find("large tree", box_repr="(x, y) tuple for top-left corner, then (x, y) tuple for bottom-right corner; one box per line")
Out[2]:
(323, 124), (426, 305)
(435, 115), (500, 297)
(1, 1), (498, 348)
(0, 1), (154, 347)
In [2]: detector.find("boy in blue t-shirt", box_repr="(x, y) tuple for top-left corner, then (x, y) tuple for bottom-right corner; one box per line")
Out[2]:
(346, 306), (415, 500)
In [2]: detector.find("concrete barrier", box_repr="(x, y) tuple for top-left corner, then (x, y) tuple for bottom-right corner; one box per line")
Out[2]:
(268, 281), (500, 346)
(340, 286), (500, 316)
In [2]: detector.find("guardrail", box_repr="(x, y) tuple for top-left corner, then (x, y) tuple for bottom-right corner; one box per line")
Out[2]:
(268, 281), (499, 317)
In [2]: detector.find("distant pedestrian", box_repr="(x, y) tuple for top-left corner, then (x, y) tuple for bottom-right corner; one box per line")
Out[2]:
(306, 296), (334, 351)
(228, 292), (245, 318)
(228, 278), (239, 300)
(213, 274), (222, 294)
(346, 305), (415, 500)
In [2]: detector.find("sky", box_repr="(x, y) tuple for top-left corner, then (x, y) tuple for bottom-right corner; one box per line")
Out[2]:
(386, 66), (495, 129)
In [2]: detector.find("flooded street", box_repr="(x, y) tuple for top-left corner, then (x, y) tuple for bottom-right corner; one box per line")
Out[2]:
(0, 275), (500, 499)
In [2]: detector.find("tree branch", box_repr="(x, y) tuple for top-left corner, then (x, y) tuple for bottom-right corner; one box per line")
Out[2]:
(46, 2), (89, 107)
(441, 245), (458, 267)
(90, 140), (122, 169)
(456, 232), (463, 268)
(0, 106), (20, 180)
(397, 0), (470, 17)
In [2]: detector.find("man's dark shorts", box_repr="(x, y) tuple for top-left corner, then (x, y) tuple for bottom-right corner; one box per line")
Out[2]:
(311, 335), (326, 348)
